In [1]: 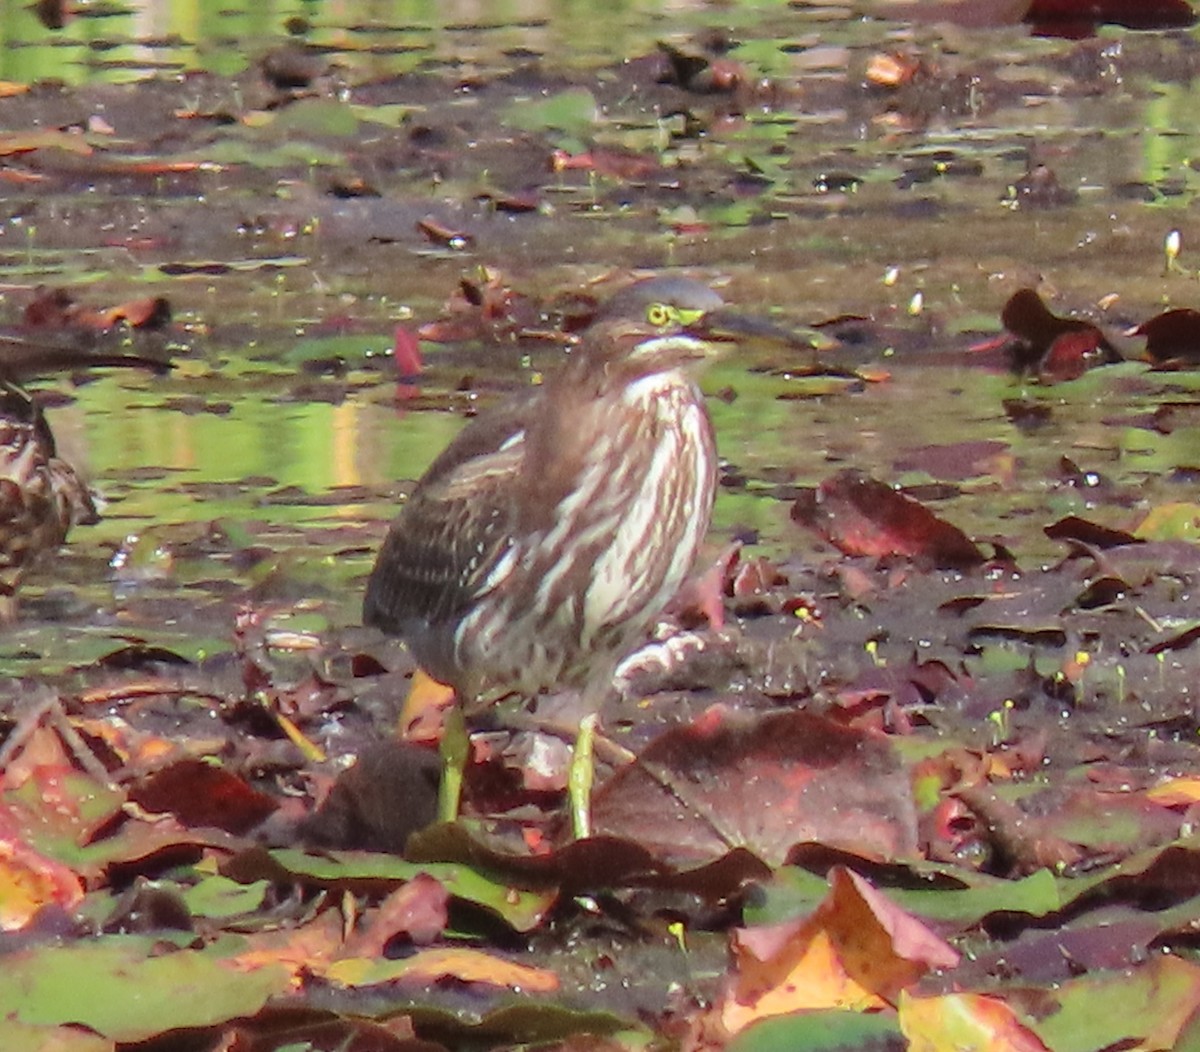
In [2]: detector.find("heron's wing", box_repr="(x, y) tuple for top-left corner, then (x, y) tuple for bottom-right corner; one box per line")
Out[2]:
(362, 396), (534, 633)
(418, 392), (534, 486)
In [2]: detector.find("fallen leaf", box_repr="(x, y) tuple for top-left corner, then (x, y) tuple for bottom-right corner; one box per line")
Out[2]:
(1146, 776), (1200, 806)
(324, 945), (559, 992)
(0, 821), (84, 930)
(591, 708), (919, 866)
(791, 469), (985, 569)
(720, 867), (959, 1035)
(128, 759), (278, 835)
(400, 669), (457, 743)
(0, 129), (92, 157)
(416, 217), (474, 249)
(900, 990), (1049, 1052)
(341, 872), (450, 956)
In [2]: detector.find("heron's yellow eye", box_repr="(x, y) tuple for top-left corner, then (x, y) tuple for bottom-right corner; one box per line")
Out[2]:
(646, 302), (672, 327)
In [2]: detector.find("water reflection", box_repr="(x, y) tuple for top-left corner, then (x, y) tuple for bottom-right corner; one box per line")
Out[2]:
(57, 371), (465, 526)
(0, 0), (760, 85)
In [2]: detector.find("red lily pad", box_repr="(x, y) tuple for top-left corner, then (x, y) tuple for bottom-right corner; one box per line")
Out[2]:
(998, 288), (1120, 378)
(1131, 307), (1200, 364)
(590, 708), (919, 867)
(791, 469), (985, 569)
(894, 440), (1012, 482)
(128, 758), (279, 836)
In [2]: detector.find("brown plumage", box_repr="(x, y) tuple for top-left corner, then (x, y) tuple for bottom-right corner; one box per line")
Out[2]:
(0, 335), (170, 618)
(0, 382), (97, 613)
(363, 318), (720, 710)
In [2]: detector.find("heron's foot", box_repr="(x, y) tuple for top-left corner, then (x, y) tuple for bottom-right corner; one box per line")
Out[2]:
(503, 705), (635, 766)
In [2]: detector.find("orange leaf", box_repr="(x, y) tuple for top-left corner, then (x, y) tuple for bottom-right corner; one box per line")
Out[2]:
(1, 722), (76, 791)
(416, 217), (473, 249)
(1146, 776), (1200, 806)
(720, 867), (958, 1035)
(123, 159), (213, 174)
(341, 873), (449, 956)
(0, 168), (45, 184)
(97, 295), (172, 329)
(400, 669), (456, 743)
(227, 909), (345, 982)
(866, 52), (922, 88)
(0, 828), (84, 931)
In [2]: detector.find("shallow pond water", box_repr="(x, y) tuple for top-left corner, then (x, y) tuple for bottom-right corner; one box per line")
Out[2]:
(1, 0), (1200, 673)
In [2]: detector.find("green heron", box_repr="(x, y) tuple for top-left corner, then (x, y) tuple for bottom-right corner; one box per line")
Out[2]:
(0, 381), (97, 617)
(364, 278), (739, 825)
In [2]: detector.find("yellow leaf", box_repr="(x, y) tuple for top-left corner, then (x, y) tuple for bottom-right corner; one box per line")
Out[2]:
(900, 990), (1049, 1052)
(324, 946), (559, 992)
(1134, 502), (1200, 541)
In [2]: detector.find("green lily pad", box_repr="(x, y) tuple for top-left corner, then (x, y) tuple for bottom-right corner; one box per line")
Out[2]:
(727, 1008), (903, 1052)
(747, 865), (1061, 928)
(232, 847), (556, 932)
(0, 935), (290, 1043)
(505, 88), (598, 137)
(1027, 954), (1200, 1052)
(180, 873), (271, 919)
(266, 98), (362, 138)
(1134, 502), (1200, 541)
(0, 1019), (113, 1052)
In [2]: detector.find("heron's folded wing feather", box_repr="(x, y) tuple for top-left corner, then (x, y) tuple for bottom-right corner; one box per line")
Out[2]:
(363, 405), (531, 632)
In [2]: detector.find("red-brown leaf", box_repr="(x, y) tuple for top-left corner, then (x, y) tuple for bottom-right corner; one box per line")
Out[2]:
(1133, 307), (1200, 363)
(791, 469), (985, 569)
(128, 759), (279, 835)
(590, 708), (919, 867)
